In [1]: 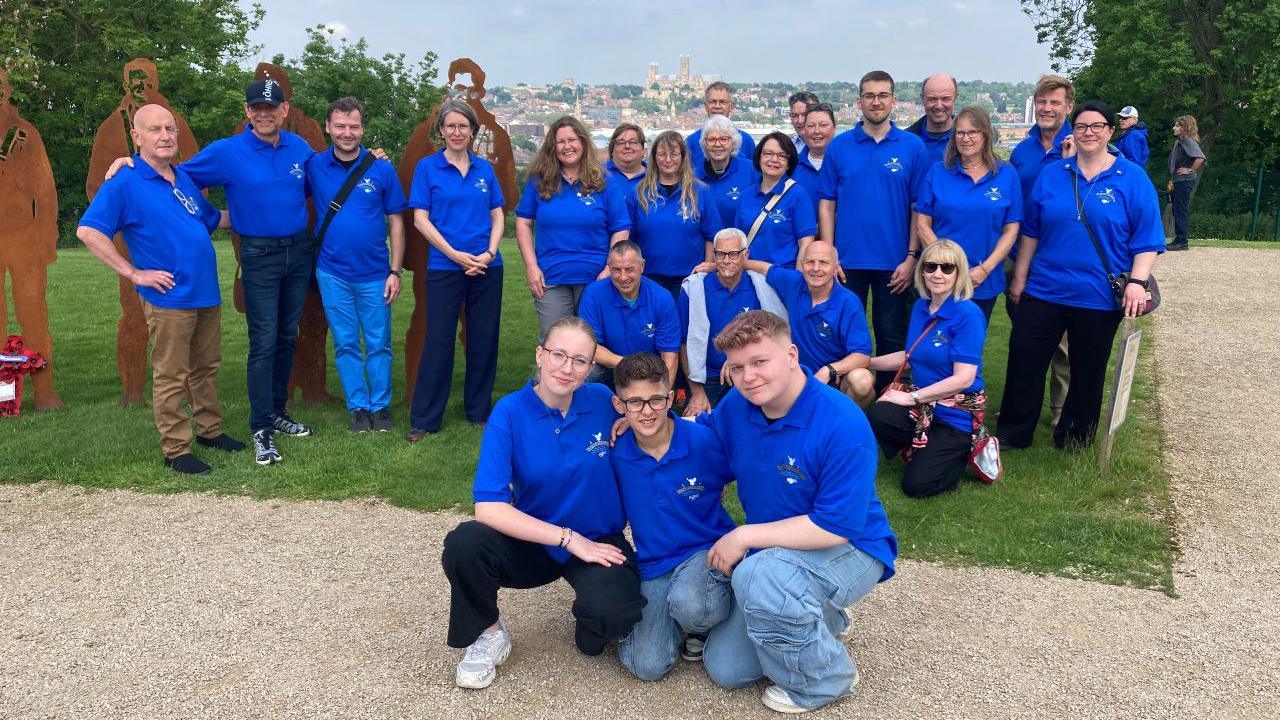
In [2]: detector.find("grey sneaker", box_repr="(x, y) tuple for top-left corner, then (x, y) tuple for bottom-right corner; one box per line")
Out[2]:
(349, 409), (372, 433)
(271, 411), (312, 437)
(369, 408), (393, 432)
(455, 617), (511, 689)
(252, 429), (281, 465)
(681, 632), (707, 661)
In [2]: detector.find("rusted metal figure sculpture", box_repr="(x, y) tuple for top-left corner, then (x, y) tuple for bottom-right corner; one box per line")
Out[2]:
(232, 62), (334, 404)
(0, 68), (64, 410)
(397, 58), (518, 403)
(87, 58), (200, 406)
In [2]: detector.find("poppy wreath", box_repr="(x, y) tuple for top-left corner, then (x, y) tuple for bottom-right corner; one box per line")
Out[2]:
(0, 334), (47, 417)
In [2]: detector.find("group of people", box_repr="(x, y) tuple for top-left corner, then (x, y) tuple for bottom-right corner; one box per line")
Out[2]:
(75, 68), (1173, 712)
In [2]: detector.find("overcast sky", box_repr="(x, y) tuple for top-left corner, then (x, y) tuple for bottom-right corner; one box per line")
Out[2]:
(245, 0), (1054, 86)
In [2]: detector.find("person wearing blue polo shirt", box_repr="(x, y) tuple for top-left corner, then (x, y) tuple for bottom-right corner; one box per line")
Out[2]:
(77, 104), (242, 475)
(904, 73), (958, 167)
(606, 124), (647, 192)
(610, 352), (735, 680)
(679, 228), (787, 416)
(578, 241), (681, 386)
(627, 131), (721, 297)
(817, 70), (929, 390)
(868, 240), (988, 498)
(696, 310), (896, 714)
(787, 90), (819, 150)
(686, 81), (756, 169)
(406, 100), (506, 441)
(999, 101), (1163, 451)
(515, 116), (631, 339)
(441, 317), (644, 690)
(734, 132), (816, 269)
(695, 116), (759, 235)
(742, 242), (875, 407)
(915, 106), (1022, 322)
(792, 103), (837, 222)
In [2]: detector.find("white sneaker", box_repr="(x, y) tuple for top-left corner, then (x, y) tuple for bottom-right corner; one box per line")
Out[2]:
(836, 606), (854, 642)
(761, 685), (813, 714)
(455, 617), (511, 689)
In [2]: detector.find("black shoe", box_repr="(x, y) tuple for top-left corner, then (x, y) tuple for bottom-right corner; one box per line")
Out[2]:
(370, 408), (393, 432)
(349, 409), (372, 433)
(271, 412), (312, 437)
(164, 453), (211, 475)
(253, 429), (281, 465)
(196, 433), (246, 452)
(681, 633), (708, 661)
(1166, 242), (1189, 251)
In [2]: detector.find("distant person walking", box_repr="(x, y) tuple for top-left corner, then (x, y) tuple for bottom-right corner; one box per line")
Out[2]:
(1114, 106), (1150, 169)
(1167, 115), (1205, 252)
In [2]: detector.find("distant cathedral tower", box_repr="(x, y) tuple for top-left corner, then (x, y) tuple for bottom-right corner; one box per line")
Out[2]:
(648, 63), (658, 88)
(679, 55), (691, 83)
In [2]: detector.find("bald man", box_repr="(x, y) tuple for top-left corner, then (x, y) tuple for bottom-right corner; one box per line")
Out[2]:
(905, 73), (958, 166)
(78, 104), (242, 475)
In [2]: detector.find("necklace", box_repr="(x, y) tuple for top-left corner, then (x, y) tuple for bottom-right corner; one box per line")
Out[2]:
(1075, 158), (1112, 221)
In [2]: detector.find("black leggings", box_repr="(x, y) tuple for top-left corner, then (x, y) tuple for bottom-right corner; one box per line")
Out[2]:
(867, 401), (972, 498)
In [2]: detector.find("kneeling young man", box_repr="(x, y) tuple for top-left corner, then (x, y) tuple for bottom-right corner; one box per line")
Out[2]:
(610, 352), (736, 680)
(699, 310), (897, 714)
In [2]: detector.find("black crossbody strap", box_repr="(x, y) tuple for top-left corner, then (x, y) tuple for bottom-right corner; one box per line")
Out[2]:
(313, 152), (377, 247)
(1072, 173), (1118, 284)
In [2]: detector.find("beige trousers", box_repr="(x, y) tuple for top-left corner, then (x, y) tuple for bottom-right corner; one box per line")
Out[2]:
(141, 301), (223, 458)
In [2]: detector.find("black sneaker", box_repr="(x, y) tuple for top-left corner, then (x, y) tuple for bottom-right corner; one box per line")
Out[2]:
(271, 412), (312, 437)
(681, 633), (707, 662)
(349, 409), (372, 433)
(1166, 242), (1189, 251)
(369, 408), (393, 432)
(196, 433), (246, 452)
(253, 429), (281, 465)
(163, 453), (211, 475)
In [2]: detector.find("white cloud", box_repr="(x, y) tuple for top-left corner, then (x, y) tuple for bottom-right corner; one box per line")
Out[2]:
(322, 21), (350, 39)
(905, 16), (929, 29)
(952, 2), (974, 13)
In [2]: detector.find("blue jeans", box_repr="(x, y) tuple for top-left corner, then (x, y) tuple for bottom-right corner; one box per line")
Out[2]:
(241, 241), (315, 430)
(618, 549), (733, 681)
(703, 544), (885, 710)
(841, 269), (909, 388)
(315, 269), (392, 412)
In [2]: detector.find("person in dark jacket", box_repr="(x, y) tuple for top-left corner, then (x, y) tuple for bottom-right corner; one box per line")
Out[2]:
(904, 73), (957, 167)
(1114, 106), (1150, 169)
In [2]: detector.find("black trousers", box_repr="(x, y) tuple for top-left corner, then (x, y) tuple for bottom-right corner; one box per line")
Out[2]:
(410, 267), (504, 431)
(1171, 179), (1195, 245)
(442, 521), (645, 654)
(996, 294), (1122, 449)
(866, 401), (971, 498)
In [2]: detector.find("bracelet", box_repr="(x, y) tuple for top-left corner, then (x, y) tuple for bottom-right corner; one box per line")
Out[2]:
(558, 527), (573, 548)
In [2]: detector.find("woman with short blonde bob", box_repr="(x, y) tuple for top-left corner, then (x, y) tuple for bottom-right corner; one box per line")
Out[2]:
(866, 240), (990, 498)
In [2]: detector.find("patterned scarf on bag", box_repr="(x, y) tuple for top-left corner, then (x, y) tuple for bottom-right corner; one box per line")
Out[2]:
(901, 388), (989, 461)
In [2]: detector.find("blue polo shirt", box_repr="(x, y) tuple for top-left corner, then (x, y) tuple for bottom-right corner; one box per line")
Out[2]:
(1023, 157), (1165, 311)
(914, 162), (1024, 300)
(606, 159), (646, 193)
(473, 381), (624, 563)
(515, 176), (631, 286)
(817, 122), (929, 270)
(578, 276), (682, 357)
(791, 148), (823, 219)
(907, 297), (986, 433)
(306, 147), (409, 283)
(687, 127), (756, 169)
(180, 126), (313, 238)
(612, 417), (737, 580)
(733, 179), (817, 269)
(1009, 123), (1072, 218)
(695, 155), (758, 234)
(79, 158), (222, 310)
(678, 273), (762, 381)
(409, 150), (505, 271)
(914, 125), (953, 167)
(700, 376), (896, 581)
(766, 266), (872, 370)
(627, 183), (723, 277)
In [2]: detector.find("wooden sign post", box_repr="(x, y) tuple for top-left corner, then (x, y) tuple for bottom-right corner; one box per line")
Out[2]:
(1099, 317), (1141, 475)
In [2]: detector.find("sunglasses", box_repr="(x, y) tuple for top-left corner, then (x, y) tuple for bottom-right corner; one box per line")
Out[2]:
(923, 262), (957, 275)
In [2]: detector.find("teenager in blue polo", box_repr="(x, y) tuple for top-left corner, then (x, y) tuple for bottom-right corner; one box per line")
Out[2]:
(406, 100), (507, 440)
(609, 353), (736, 680)
(627, 131), (722, 297)
(816, 71), (928, 390)
(695, 310), (896, 714)
(999, 101), (1163, 451)
(515, 116), (631, 339)
(578, 241), (682, 386)
(733, 132), (816, 269)
(305, 97), (408, 434)
(915, 106), (1023, 322)
(440, 317), (644, 691)
(694, 116), (758, 231)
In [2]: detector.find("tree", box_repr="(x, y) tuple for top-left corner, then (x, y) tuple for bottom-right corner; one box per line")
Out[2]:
(611, 84), (642, 100)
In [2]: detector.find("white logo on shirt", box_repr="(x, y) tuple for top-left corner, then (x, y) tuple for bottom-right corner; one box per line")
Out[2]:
(475, 178), (488, 193)
(726, 186), (742, 200)
(642, 322), (656, 337)
(676, 477), (707, 501)
(290, 163), (305, 180)
(984, 186), (1003, 202)
(931, 329), (948, 348)
(777, 455), (806, 485)
(1096, 187), (1117, 205)
(357, 178), (376, 194)
(577, 192), (597, 207)
(585, 431), (609, 457)
(742, 306), (752, 314)
(883, 157), (905, 173)
(767, 209), (786, 224)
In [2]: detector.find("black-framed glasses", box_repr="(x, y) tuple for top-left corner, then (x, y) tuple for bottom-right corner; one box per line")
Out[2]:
(713, 249), (744, 261)
(923, 262), (957, 275)
(860, 92), (894, 102)
(618, 394), (671, 413)
(540, 346), (592, 372)
(1072, 122), (1111, 135)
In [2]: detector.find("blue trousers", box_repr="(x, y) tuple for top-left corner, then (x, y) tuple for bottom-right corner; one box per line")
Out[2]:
(618, 549), (733, 681)
(841, 269), (909, 388)
(703, 544), (884, 710)
(240, 241), (315, 430)
(316, 269), (392, 413)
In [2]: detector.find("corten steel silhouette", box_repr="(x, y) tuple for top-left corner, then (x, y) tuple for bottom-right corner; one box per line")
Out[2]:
(231, 62), (335, 405)
(87, 58), (201, 406)
(0, 68), (64, 410)
(397, 58), (519, 404)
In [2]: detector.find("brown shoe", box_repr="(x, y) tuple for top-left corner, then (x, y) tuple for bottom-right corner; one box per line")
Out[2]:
(406, 427), (434, 442)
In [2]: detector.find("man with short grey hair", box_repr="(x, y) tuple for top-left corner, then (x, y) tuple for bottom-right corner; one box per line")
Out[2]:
(688, 81), (756, 168)
(905, 73), (957, 166)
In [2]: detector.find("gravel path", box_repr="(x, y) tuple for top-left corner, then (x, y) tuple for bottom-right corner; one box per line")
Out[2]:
(2, 247), (1277, 719)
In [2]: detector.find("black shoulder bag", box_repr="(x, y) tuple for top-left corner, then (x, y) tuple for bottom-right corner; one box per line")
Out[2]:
(312, 153), (377, 248)
(1072, 177), (1160, 316)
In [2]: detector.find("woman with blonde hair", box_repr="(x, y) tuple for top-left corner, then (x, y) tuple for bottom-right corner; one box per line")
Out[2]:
(866, 239), (990, 498)
(515, 116), (631, 337)
(1167, 114), (1205, 251)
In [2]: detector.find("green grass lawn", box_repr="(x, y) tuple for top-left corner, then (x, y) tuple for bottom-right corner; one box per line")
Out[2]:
(1, 238), (1176, 592)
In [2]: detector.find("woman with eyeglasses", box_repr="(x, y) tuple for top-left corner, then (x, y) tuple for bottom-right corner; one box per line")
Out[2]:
(516, 116), (631, 339)
(915, 106), (1022, 322)
(628, 131), (722, 297)
(733, 131), (816, 269)
(792, 102), (836, 221)
(1166, 114), (1205, 251)
(406, 100), (506, 441)
(694, 115), (759, 233)
(866, 240), (988, 498)
(441, 316), (644, 689)
(998, 100), (1163, 451)
(606, 123), (647, 192)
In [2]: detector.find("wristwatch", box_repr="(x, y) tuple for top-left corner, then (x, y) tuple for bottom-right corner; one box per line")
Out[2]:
(910, 390), (921, 404)
(389, 268), (404, 277)
(907, 249), (921, 259)
(1126, 277), (1149, 289)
